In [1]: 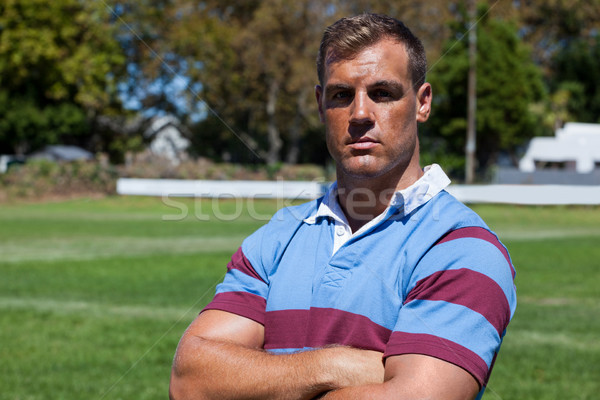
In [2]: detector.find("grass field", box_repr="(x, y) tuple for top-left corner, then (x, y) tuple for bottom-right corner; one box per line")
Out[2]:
(0, 196), (599, 399)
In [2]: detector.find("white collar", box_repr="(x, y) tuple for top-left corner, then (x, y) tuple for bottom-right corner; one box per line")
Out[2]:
(304, 164), (451, 225)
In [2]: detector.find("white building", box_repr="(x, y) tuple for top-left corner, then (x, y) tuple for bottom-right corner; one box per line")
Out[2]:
(144, 115), (190, 165)
(519, 123), (600, 173)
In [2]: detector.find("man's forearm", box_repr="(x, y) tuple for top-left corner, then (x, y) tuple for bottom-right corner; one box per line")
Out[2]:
(320, 383), (389, 399)
(169, 337), (384, 400)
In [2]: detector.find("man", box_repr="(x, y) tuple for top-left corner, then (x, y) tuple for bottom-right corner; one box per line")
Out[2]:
(170, 13), (516, 400)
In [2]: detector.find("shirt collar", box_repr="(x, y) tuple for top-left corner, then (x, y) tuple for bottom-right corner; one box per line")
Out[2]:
(304, 164), (451, 225)
(303, 181), (347, 225)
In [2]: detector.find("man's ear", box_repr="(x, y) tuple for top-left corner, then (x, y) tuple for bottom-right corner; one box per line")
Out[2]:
(315, 85), (325, 123)
(416, 83), (432, 123)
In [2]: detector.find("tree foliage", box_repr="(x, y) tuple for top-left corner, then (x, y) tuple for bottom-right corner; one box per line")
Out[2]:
(153, 0), (338, 165)
(514, 0), (600, 67)
(551, 37), (600, 124)
(424, 5), (546, 178)
(125, 0), (467, 165)
(1, 0), (599, 179)
(137, 0), (543, 168)
(0, 0), (126, 155)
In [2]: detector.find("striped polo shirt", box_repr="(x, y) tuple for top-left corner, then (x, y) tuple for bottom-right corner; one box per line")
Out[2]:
(204, 165), (517, 399)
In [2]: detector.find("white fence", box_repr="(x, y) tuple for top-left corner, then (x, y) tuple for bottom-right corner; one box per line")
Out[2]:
(116, 178), (600, 205)
(445, 184), (600, 205)
(117, 178), (328, 200)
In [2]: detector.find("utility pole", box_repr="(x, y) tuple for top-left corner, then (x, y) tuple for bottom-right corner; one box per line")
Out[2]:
(466, 0), (477, 184)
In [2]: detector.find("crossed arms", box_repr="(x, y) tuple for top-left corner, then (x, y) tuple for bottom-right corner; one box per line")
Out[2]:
(169, 310), (479, 400)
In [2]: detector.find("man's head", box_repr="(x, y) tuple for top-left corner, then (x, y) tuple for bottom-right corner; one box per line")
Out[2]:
(316, 13), (427, 89)
(314, 14), (432, 186)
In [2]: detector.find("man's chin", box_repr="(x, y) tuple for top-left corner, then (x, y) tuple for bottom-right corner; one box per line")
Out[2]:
(336, 156), (413, 182)
(338, 162), (390, 180)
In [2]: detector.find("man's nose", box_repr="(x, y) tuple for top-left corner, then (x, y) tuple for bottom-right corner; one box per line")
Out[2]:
(349, 92), (374, 124)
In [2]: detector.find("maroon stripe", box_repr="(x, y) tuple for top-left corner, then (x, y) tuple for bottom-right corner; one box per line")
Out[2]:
(384, 331), (489, 387)
(404, 269), (511, 336)
(203, 291), (266, 325)
(264, 309), (309, 349)
(264, 308), (391, 352)
(436, 227), (515, 278)
(227, 247), (266, 283)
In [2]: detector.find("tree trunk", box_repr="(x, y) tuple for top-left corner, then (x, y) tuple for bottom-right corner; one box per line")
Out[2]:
(266, 80), (282, 165)
(14, 141), (27, 157)
(286, 88), (309, 164)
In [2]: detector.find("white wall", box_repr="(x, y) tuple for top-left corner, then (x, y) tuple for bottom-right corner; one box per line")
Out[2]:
(117, 178), (600, 205)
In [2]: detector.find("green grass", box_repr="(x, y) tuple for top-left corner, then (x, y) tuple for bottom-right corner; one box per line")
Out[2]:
(0, 197), (599, 399)
(473, 204), (600, 400)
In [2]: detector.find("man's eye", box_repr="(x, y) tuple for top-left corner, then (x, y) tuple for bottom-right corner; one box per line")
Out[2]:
(374, 90), (392, 98)
(332, 91), (352, 99)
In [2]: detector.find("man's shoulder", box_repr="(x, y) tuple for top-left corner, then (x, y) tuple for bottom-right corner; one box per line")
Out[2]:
(269, 198), (321, 225)
(410, 190), (516, 283)
(422, 189), (489, 229)
(246, 198), (321, 244)
(241, 198), (321, 270)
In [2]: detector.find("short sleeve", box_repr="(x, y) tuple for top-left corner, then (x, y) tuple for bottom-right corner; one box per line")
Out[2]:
(202, 239), (269, 325)
(202, 203), (315, 325)
(384, 226), (517, 387)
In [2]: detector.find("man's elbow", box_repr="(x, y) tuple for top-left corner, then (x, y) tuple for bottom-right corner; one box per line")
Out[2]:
(169, 349), (209, 400)
(168, 379), (181, 400)
(169, 368), (190, 400)
(169, 368), (208, 400)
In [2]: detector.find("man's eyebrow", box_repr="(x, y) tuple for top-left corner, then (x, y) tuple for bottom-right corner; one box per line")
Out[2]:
(324, 83), (353, 93)
(370, 80), (405, 91)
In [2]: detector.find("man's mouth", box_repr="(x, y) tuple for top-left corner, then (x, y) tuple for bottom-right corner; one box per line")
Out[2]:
(348, 136), (379, 150)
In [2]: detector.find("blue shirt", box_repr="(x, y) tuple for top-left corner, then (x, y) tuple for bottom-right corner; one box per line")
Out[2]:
(204, 165), (517, 397)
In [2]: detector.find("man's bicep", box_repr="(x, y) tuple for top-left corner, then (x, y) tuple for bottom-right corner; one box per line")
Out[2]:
(383, 354), (479, 400)
(183, 310), (265, 349)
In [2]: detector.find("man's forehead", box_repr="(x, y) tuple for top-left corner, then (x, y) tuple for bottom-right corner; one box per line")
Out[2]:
(324, 38), (406, 64)
(322, 39), (409, 84)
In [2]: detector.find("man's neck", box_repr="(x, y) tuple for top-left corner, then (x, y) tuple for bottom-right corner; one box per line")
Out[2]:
(336, 165), (424, 233)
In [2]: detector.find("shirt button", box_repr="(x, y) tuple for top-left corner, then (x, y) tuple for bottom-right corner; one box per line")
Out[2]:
(336, 226), (345, 236)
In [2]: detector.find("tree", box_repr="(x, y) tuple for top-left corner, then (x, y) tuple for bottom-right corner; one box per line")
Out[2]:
(424, 5), (546, 179)
(550, 37), (600, 124)
(135, 0), (468, 165)
(0, 0), (127, 155)
(154, 0), (336, 165)
(513, 0), (600, 68)
(116, 1), (529, 167)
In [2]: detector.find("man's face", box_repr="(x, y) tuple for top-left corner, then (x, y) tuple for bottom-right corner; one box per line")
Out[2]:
(316, 39), (431, 181)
